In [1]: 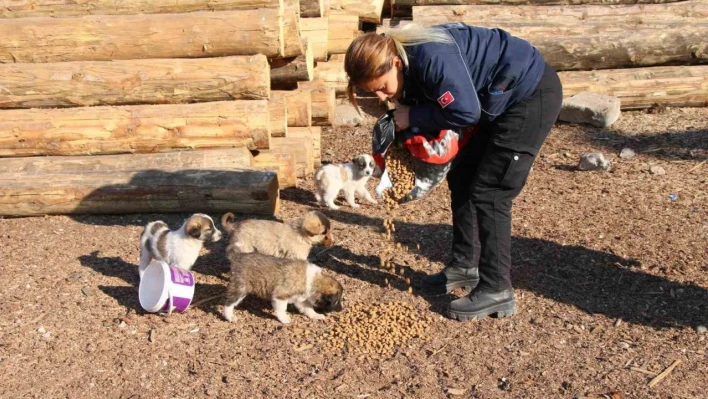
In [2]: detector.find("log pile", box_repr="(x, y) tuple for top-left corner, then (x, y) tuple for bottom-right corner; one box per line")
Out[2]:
(380, 0), (708, 109)
(0, 0), (370, 217)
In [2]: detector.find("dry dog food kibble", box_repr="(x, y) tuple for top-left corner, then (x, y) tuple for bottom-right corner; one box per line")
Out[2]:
(322, 301), (432, 358)
(382, 145), (416, 210)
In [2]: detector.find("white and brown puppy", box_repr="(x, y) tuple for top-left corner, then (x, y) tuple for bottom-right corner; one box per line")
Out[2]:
(221, 211), (333, 260)
(314, 153), (378, 210)
(138, 213), (222, 279)
(223, 252), (343, 324)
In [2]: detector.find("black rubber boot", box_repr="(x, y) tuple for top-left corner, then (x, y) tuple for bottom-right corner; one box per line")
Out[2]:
(447, 287), (516, 321)
(421, 265), (480, 295)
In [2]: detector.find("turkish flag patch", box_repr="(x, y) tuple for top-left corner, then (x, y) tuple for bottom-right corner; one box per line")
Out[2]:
(437, 91), (455, 108)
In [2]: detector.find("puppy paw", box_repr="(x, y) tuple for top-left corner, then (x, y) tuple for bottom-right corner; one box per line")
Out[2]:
(223, 308), (235, 322)
(349, 203), (361, 208)
(367, 199), (378, 205)
(276, 314), (292, 324)
(308, 312), (326, 321)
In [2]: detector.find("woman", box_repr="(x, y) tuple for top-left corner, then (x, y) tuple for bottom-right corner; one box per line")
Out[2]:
(344, 23), (563, 321)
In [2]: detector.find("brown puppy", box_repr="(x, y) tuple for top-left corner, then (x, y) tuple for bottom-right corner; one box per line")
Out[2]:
(221, 211), (333, 260)
(223, 252), (343, 324)
(139, 213), (222, 279)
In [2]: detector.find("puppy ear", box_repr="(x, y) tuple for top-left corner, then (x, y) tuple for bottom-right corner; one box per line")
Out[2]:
(301, 213), (323, 236)
(186, 222), (202, 239)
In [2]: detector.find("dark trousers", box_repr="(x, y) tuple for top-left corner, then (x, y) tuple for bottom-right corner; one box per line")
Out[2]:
(446, 63), (563, 291)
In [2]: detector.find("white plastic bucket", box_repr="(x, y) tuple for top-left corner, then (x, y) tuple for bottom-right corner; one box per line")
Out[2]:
(138, 261), (195, 315)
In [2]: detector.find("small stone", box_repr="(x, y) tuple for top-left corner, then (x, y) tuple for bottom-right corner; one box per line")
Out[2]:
(697, 325), (707, 334)
(559, 91), (621, 128)
(81, 287), (92, 296)
(118, 321), (127, 328)
(650, 165), (666, 175)
(325, 149), (335, 156)
(41, 332), (52, 340)
(578, 152), (611, 171)
(37, 326), (46, 334)
(334, 103), (364, 127)
(619, 342), (630, 349)
(619, 148), (636, 159)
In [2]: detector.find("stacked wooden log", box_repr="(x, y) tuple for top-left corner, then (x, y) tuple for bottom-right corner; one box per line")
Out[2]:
(0, 0), (373, 217)
(380, 0), (708, 110)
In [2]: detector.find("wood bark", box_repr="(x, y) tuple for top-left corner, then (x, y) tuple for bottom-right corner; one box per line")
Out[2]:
(328, 10), (360, 55)
(0, 0), (284, 18)
(270, 136), (315, 177)
(0, 149), (280, 217)
(301, 17), (330, 61)
(0, 10), (285, 63)
(0, 100), (271, 157)
(412, 1), (708, 25)
(309, 86), (336, 126)
(270, 38), (314, 88)
(269, 96), (289, 138)
(287, 127), (322, 167)
(273, 89), (313, 127)
(0, 55), (270, 109)
(559, 65), (708, 109)
(283, 6), (305, 57)
(339, 0), (386, 23)
(301, 0), (325, 16)
(251, 150), (298, 188)
(398, 0), (685, 5)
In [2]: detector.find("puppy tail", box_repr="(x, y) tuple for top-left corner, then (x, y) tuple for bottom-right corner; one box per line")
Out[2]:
(221, 212), (237, 235)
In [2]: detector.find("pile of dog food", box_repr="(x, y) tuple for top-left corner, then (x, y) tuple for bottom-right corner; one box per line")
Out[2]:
(321, 301), (432, 358)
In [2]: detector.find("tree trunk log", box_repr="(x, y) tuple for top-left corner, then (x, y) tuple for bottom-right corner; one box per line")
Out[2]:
(299, 55), (348, 95)
(0, 55), (270, 109)
(273, 89), (313, 127)
(251, 150), (298, 188)
(328, 10), (360, 55)
(0, 10), (285, 63)
(301, 0), (325, 16)
(283, 6), (305, 57)
(412, 1), (708, 24)
(287, 127), (322, 167)
(339, 0), (385, 23)
(0, 0), (284, 18)
(398, 0), (685, 5)
(270, 136), (315, 177)
(301, 17), (330, 61)
(270, 38), (314, 88)
(0, 100), (271, 157)
(559, 65), (708, 109)
(309, 86), (336, 126)
(269, 96), (289, 138)
(0, 149), (280, 217)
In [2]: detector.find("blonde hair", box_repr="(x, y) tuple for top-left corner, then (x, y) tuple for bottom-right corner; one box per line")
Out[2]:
(344, 24), (453, 109)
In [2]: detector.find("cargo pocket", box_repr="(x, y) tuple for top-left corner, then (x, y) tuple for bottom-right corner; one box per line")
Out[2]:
(479, 88), (514, 119)
(499, 149), (536, 192)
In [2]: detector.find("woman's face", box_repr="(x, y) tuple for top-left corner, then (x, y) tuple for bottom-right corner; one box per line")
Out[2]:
(360, 57), (404, 102)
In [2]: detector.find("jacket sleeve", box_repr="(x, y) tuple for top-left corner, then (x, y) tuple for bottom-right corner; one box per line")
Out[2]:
(407, 51), (481, 133)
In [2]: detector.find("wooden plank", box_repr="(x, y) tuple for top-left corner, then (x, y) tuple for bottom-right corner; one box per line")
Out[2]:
(0, 55), (270, 109)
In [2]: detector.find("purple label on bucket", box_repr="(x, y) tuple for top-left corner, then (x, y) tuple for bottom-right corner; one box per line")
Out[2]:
(169, 267), (194, 286)
(172, 296), (192, 312)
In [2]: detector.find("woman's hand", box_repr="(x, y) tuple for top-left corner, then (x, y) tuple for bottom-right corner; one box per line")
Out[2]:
(392, 101), (410, 132)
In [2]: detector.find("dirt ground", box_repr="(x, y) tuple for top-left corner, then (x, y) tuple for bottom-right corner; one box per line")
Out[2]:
(1, 105), (707, 399)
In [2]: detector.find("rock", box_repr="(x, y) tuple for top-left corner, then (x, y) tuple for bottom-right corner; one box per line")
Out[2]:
(650, 165), (666, 175)
(559, 92), (621, 128)
(41, 332), (52, 340)
(37, 326), (46, 334)
(619, 148), (636, 159)
(334, 103), (364, 127)
(578, 152), (611, 171)
(619, 342), (630, 349)
(697, 325), (707, 334)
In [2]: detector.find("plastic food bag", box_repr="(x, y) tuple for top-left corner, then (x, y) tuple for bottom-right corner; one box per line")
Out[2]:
(372, 110), (477, 205)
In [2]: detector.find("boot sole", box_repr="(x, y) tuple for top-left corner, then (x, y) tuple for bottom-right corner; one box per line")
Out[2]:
(421, 279), (479, 296)
(447, 301), (517, 321)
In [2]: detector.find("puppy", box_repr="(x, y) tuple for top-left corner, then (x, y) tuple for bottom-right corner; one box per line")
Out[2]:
(138, 213), (222, 279)
(221, 211), (333, 260)
(223, 252), (343, 324)
(314, 153), (378, 210)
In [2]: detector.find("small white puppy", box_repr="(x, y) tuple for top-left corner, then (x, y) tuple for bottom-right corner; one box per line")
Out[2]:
(138, 213), (222, 279)
(314, 154), (378, 210)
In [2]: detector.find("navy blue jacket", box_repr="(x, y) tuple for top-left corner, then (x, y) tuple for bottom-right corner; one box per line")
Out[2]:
(401, 23), (546, 133)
